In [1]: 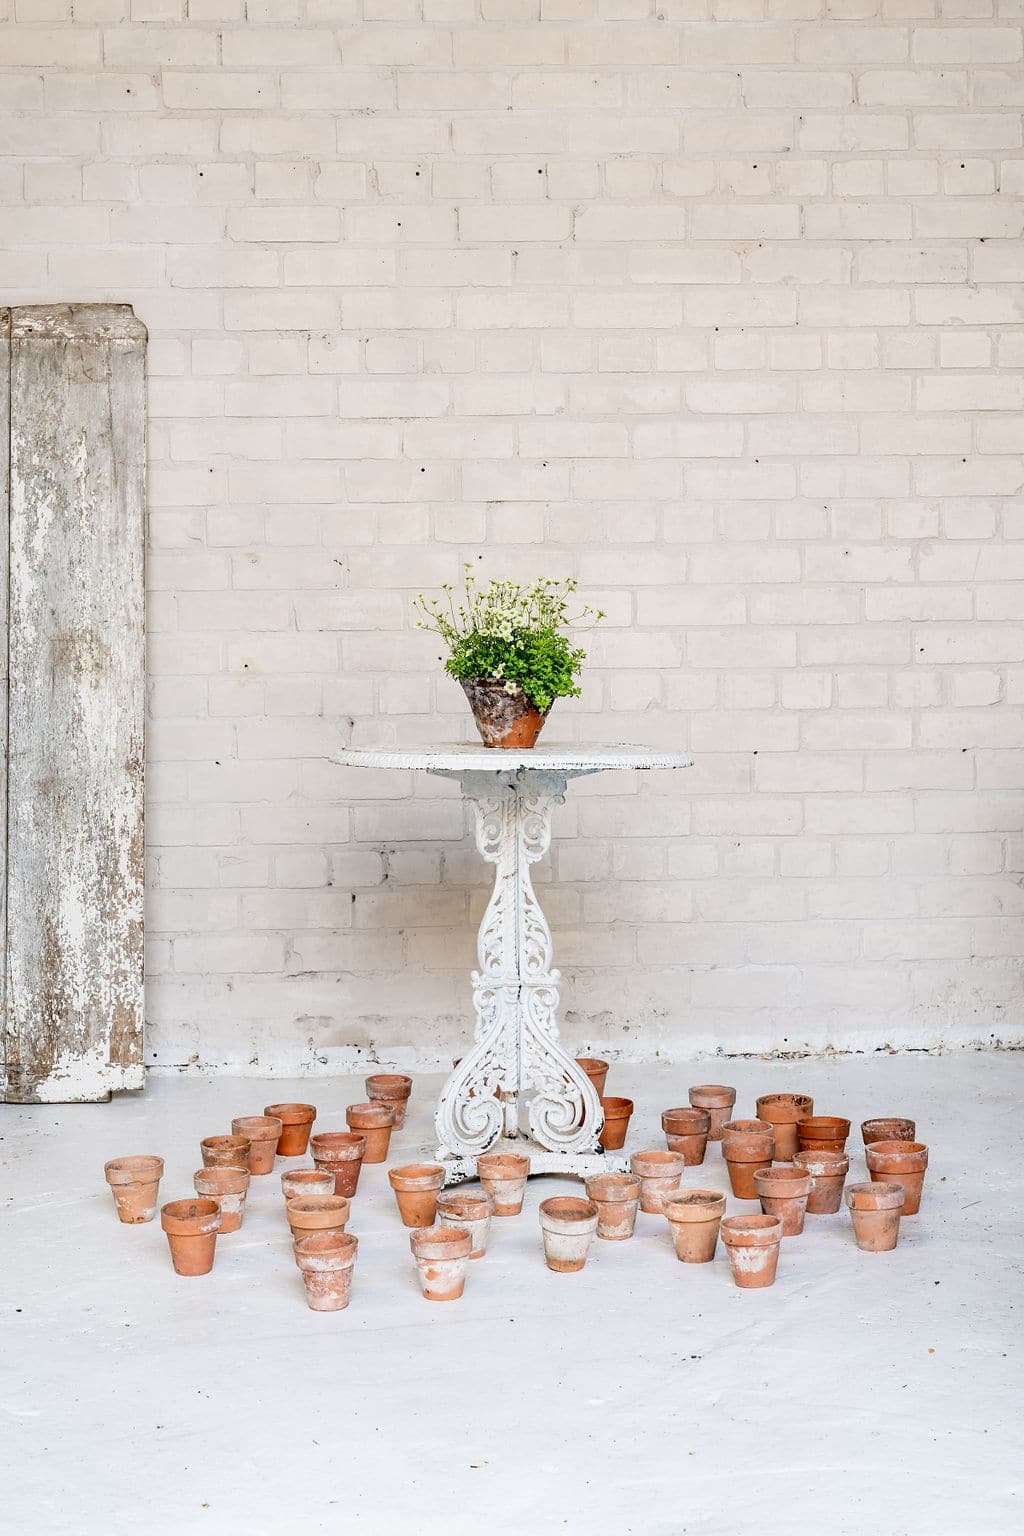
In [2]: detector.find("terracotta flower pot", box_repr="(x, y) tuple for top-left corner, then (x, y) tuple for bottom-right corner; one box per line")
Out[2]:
(720, 1214), (783, 1289)
(263, 1102), (316, 1158)
(294, 1231), (358, 1312)
(193, 1166), (250, 1234)
(231, 1115), (283, 1175)
(201, 1135), (251, 1171)
(344, 1102), (396, 1164)
(584, 1172), (641, 1241)
(161, 1198), (220, 1276)
(462, 677), (549, 749)
(476, 1151), (530, 1216)
(576, 1057), (609, 1099)
(410, 1224), (473, 1300)
(286, 1193), (351, 1242)
(793, 1149), (849, 1215)
(630, 1149), (686, 1213)
(796, 1116), (850, 1155)
(754, 1094), (814, 1162)
(720, 1119), (775, 1199)
(538, 1197), (599, 1273)
(846, 1181), (905, 1251)
(864, 1140), (929, 1215)
(687, 1084), (737, 1141)
(104, 1155), (164, 1224)
(861, 1117), (916, 1146)
(310, 1131), (367, 1197)
(662, 1189), (726, 1263)
(598, 1096), (633, 1151)
(661, 1107), (710, 1165)
(281, 1168), (336, 1203)
(437, 1189), (493, 1258)
(753, 1164), (812, 1236)
(365, 1073), (413, 1130)
(388, 1164), (446, 1229)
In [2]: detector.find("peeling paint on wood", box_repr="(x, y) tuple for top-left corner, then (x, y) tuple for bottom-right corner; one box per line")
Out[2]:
(1, 304), (146, 1103)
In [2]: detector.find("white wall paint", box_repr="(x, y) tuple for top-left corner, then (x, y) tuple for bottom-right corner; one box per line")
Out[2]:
(2, 5), (1022, 1069)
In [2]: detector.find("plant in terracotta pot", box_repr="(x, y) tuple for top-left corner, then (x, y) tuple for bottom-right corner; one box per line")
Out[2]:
(414, 568), (604, 749)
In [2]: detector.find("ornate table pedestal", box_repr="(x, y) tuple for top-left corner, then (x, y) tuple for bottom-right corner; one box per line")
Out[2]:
(335, 746), (690, 1183)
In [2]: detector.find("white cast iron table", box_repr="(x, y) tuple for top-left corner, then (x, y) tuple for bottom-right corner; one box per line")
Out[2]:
(334, 744), (691, 1182)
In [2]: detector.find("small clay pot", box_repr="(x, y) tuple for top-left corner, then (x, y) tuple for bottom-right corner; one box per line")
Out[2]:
(281, 1168), (336, 1203)
(864, 1140), (929, 1215)
(310, 1131), (367, 1197)
(661, 1107), (710, 1165)
(663, 1189), (726, 1263)
(294, 1231), (358, 1312)
(463, 677), (549, 749)
(263, 1102), (316, 1158)
(753, 1164), (812, 1236)
(861, 1117), (916, 1146)
(286, 1193), (351, 1242)
(437, 1189), (493, 1258)
(344, 1102), (396, 1163)
(365, 1073), (413, 1129)
(687, 1084), (737, 1141)
(388, 1163), (445, 1228)
(193, 1166), (250, 1234)
(793, 1149), (849, 1215)
(201, 1135), (251, 1171)
(538, 1196), (599, 1273)
(720, 1214), (782, 1289)
(598, 1096), (633, 1151)
(161, 1198), (220, 1276)
(630, 1148), (686, 1213)
(796, 1116), (850, 1155)
(584, 1172), (641, 1241)
(755, 1093), (814, 1162)
(231, 1115), (283, 1175)
(104, 1155), (164, 1224)
(846, 1181), (905, 1251)
(576, 1057), (609, 1098)
(476, 1151), (530, 1216)
(720, 1119), (775, 1199)
(410, 1224), (473, 1300)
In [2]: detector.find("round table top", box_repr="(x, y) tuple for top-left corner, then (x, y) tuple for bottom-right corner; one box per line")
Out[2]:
(334, 743), (692, 773)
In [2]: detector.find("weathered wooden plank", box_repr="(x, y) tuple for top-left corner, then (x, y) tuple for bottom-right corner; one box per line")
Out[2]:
(2, 304), (146, 1102)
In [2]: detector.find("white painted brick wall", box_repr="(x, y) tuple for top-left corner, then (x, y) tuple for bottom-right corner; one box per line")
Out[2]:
(2, 3), (1022, 1071)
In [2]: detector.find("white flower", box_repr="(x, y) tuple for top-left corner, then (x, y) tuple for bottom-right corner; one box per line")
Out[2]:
(504, 680), (519, 695)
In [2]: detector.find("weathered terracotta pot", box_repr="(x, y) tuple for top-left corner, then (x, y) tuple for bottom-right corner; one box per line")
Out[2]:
(462, 677), (549, 749)
(231, 1115), (283, 1175)
(598, 1096), (633, 1151)
(201, 1135), (251, 1171)
(661, 1107), (710, 1165)
(755, 1094), (814, 1162)
(796, 1116), (850, 1155)
(862, 1117), (916, 1146)
(721, 1214), (782, 1289)
(539, 1196), (599, 1273)
(410, 1224), (473, 1300)
(388, 1164), (445, 1228)
(281, 1168), (336, 1203)
(104, 1155), (164, 1224)
(576, 1057), (610, 1098)
(793, 1149), (849, 1214)
(310, 1131), (367, 1196)
(193, 1165), (250, 1234)
(663, 1189), (726, 1263)
(437, 1189), (493, 1258)
(585, 1172), (641, 1241)
(865, 1140), (929, 1215)
(286, 1193), (351, 1242)
(476, 1151), (530, 1216)
(263, 1102), (316, 1158)
(846, 1181), (905, 1251)
(630, 1148), (686, 1213)
(161, 1198), (220, 1276)
(294, 1231), (358, 1312)
(344, 1102), (396, 1163)
(365, 1073), (413, 1130)
(721, 1119), (775, 1199)
(753, 1164), (812, 1236)
(688, 1084), (737, 1141)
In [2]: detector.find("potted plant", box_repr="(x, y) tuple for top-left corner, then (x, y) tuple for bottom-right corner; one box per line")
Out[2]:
(414, 567), (604, 748)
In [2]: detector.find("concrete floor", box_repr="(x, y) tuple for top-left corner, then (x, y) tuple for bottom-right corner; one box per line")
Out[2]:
(2, 1053), (1021, 1536)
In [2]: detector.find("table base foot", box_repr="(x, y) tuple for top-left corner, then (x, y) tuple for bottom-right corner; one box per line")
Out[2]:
(433, 1140), (629, 1186)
